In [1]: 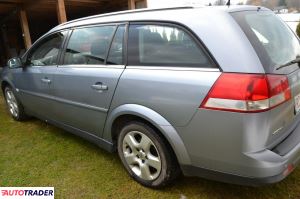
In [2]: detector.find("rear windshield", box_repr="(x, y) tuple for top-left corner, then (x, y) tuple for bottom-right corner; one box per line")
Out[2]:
(231, 11), (300, 74)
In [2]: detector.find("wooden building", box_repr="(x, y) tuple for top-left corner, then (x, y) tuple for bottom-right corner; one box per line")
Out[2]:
(0, 0), (147, 66)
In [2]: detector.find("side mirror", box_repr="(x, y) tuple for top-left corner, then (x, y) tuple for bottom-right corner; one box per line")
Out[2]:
(7, 57), (23, 69)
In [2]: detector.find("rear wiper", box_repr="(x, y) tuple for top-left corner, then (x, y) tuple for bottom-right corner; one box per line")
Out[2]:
(276, 57), (300, 70)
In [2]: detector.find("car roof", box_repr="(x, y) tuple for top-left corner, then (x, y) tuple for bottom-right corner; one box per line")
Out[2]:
(49, 5), (269, 33)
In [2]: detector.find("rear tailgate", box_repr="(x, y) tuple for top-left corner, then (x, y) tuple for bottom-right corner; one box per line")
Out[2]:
(231, 10), (300, 148)
(266, 68), (300, 148)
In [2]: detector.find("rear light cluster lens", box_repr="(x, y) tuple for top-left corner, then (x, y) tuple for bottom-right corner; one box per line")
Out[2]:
(200, 73), (291, 113)
(283, 164), (295, 176)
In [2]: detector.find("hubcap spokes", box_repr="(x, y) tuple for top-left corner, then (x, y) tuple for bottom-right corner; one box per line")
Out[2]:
(123, 131), (162, 181)
(5, 90), (19, 117)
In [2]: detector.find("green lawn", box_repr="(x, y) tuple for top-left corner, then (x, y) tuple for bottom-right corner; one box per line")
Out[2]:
(1, 95), (300, 199)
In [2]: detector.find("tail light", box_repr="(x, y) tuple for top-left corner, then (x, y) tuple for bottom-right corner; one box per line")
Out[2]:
(283, 164), (294, 176)
(200, 73), (291, 113)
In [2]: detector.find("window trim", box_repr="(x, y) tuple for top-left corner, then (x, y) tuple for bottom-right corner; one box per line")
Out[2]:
(59, 23), (128, 68)
(106, 24), (127, 66)
(57, 29), (72, 65)
(126, 66), (220, 72)
(127, 21), (220, 70)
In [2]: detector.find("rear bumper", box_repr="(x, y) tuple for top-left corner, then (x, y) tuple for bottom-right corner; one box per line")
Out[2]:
(181, 165), (288, 186)
(180, 119), (300, 186)
(181, 148), (300, 186)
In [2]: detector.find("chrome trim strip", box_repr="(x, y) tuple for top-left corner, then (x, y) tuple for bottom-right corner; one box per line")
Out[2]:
(126, 66), (220, 72)
(58, 64), (125, 69)
(20, 89), (108, 113)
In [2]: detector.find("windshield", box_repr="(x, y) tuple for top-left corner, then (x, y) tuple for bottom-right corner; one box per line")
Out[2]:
(231, 11), (300, 74)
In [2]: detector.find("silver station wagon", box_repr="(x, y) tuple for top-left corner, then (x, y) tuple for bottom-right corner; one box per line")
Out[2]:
(1, 6), (300, 187)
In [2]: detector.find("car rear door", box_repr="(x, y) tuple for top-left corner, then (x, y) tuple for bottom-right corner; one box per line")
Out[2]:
(51, 24), (126, 136)
(108, 22), (219, 128)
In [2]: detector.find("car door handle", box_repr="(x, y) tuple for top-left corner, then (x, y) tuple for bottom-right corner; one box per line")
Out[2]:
(91, 83), (108, 91)
(41, 78), (51, 84)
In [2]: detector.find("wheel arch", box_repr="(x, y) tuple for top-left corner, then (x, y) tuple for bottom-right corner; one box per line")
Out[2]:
(103, 104), (191, 165)
(1, 79), (14, 95)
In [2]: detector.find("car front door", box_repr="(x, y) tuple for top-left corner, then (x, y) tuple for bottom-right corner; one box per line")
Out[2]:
(51, 24), (126, 136)
(13, 31), (67, 120)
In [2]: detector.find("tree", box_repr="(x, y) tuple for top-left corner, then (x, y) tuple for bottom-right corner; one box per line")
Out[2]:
(177, 31), (184, 41)
(162, 29), (168, 41)
(246, 0), (263, 6)
(214, 0), (226, 5)
(262, 0), (279, 10)
(297, 22), (300, 38)
(285, 0), (300, 12)
(170, 29), (177, 42)
(278, 0), (286, 6)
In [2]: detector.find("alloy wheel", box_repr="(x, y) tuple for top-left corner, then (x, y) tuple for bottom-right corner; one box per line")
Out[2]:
(122, 131), (162, 181)
(5, 90), (19, 118)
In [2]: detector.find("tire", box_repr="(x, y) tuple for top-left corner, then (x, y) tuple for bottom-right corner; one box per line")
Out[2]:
(4, 86), (28, 121)
(117, 121), (181, 188)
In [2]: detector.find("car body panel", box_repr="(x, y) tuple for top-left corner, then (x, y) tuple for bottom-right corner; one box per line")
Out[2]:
(103, 103), (192, 165)
(108, 67), (221, 127)
(6, 66), (57, 119)
(177, 108), (300, 178)
(50, 65), (125, 136)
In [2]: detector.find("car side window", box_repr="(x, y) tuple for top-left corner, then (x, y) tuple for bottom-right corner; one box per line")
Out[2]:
(64, 26), (116, 65)
(27, 32), (65, 67)
(128, 24), (215, 68)
(107, 25), (125, 65)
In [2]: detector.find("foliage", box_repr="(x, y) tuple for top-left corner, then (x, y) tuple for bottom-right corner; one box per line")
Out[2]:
(278, 0), (286, 6)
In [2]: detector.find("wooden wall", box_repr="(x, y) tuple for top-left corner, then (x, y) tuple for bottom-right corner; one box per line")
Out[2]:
(0, 0), (147, 67)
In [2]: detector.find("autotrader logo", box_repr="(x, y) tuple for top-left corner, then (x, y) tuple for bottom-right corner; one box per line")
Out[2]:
(0, 187), (54, 199)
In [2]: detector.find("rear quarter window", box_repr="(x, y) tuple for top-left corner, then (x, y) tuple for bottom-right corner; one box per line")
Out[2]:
(128, 24), (216, 68)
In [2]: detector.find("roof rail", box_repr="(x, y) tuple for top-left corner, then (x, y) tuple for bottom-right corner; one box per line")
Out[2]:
(58, 6), (194, 27)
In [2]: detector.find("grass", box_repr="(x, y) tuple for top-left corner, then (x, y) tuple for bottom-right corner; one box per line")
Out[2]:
(1, 95), (300, 199)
